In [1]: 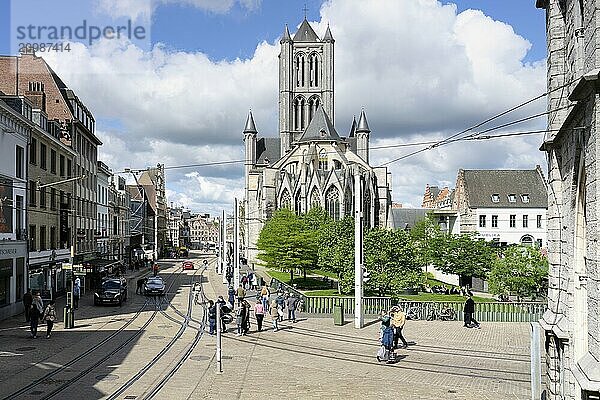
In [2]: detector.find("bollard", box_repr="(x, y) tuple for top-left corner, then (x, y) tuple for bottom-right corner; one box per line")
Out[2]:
(63, 305), (74, 329)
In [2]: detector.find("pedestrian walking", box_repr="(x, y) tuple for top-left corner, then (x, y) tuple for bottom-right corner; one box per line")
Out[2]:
(29, 302), (41, 339)
(242, 299), (251, 334)
(208, 300), (217, 335)
(236, 284), (246, 306)
(269, 300), (279, 332)
(236, 304), (244, 336)
(275, 292), (285, 321)
(216, 296), (228, 333)
(285, 294), (298, 322)
(377, 314), (395, 363)
(390, 306), (408, 348)
(227, 286), (235, 307)
(254, 299), (264, 332)
(260, 285), (270, 312)
(23, 289), (33, 322)
(251, 274), (258, 291)
(152, 262), (159, 277)
(136, 277), (147, 294)
(33, 291), (43, 314)
(241, 274), (249, 290)
(463, 295), (480, 328)
(42, 300), (57, 339)
(73, 277), (81, 309)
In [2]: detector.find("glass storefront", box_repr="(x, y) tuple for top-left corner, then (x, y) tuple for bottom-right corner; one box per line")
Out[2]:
(0, 259), (12, 306)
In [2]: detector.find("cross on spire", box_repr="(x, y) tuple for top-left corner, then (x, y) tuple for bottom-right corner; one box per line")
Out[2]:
(302, 3), (309, 19)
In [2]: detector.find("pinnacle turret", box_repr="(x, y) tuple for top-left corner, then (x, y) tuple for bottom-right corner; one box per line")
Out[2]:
(356, 109), (371, 134)
(243, 111), (258, 134)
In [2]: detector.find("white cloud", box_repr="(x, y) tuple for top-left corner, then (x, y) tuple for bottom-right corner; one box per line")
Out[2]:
(44, 0), (546, 213)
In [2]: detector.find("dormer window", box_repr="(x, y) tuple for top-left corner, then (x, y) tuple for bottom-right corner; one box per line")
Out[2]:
(521, 194), (530, 203)
(491, 194), (500, 203)
(508, 194), (517, 203)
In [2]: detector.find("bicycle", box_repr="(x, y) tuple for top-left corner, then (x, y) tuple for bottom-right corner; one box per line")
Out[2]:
(439, 307), (457, 321)
(406, 306), (420, 320)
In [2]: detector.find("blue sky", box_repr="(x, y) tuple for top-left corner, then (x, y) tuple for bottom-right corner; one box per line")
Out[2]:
(1, 0), (545, 62)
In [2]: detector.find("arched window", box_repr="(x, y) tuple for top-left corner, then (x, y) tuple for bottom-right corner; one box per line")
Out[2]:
(318, 149), (328, 170)
(310, 188), (321, 209)
(334, 160), (342, 170)
(309, 53), (320, 87)
(295, 53), (306, 87)
(280, 189), (291, 210)
(308, 96), (320, 124)
(326, 186), (340, 221)
(294, 96), (306, 131)
(520, 235), (534, 246)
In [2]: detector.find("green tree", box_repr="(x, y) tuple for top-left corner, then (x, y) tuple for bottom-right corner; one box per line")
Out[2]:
(256, 208), (315, 281)
(488, 245), (548, 300)
(299, 207), (330, 280)
(410, 215), (443, 269)
(317, 216), (355, 294)
(364, 228), (424, 296)
(429, 233), (495, 279)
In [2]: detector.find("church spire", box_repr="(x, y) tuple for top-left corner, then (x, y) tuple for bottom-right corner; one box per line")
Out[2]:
(323, 24), (334, 43)
(348, 115), (357, 137)
(281, 24), (292, 43)
(356, 109), (371, 134)
(243, 110), (258, 134)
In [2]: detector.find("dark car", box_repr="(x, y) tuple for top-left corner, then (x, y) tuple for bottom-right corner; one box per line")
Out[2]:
(144, 276), (166, 296)
(94, 277), (128, 306)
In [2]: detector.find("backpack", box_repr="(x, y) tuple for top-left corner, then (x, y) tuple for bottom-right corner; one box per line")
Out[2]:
(30, 304), (40, 320)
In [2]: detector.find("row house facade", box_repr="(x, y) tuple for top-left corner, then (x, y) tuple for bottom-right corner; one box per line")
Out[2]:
(0, 99), (29, 319)
(109, 175), (130, 264)
(96, 161), (111, 258)
(189, 214), (219, 249)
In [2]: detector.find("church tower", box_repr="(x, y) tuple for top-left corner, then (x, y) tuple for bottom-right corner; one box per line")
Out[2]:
(279, 19), (334, 155)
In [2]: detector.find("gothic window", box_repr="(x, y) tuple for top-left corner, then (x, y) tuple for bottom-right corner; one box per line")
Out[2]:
(294, 96), (306, 131)
(294, 191), (302, 215)
(326, 186), (340, 221)
(310, 187), (321, 209)
(295, 53), (306, 87)
(280, 189), (292, 210)
(318, 149), (328, 170)
(308, 95), (320, 124)
(309, 53), (320, 87)
(334, 160), (342, 170)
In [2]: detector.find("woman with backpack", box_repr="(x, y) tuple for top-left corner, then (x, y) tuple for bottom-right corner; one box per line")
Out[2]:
(377, 314), (395, 363)
(42, 300), (57, 338)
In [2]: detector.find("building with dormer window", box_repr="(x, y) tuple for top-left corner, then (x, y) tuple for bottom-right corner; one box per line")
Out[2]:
(244, 19), (393, 265)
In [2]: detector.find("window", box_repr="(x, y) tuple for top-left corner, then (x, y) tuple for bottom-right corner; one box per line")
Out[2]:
(39, 186), (46, 208)
(326, 186), (340, 220)
(318, 150), (328, 170)
(50, 227), (56, 250)
(521, 194), (530, 203)
(40, 143), (47, 170)
(59, 155), (65, 177)
(536, 239), (543, 248)
(29, 180), (36, 206)
(30, 138), (37, 164)
(509, 215), (516, 228)
(50, 188), (56, 210)
(523, 215), (528, 228)
(67, 159), (72, 178)
(0, 260), (11, 306)
(479, 215), (486, 228)
(29, 224), (36, 251)
(520, 235), (533, 246)
(15, 146), (24, 179)
(537, 215), (542, 229)
(508, 194), (516, 203)
(491, 194), (500, 203)
(15, 196), (23, 234)
(491, 215), (498, 228)
(50, 149), (56, 174)
(39, 226), (46, 251)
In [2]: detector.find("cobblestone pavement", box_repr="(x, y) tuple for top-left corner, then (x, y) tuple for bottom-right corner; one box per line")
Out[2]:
(0, 254), (533, 400)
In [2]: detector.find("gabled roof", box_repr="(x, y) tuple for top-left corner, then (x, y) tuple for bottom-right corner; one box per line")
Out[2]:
(297, 105), (341, 142)
(462, 168), (547, 208)
(293, 19), (320, 42)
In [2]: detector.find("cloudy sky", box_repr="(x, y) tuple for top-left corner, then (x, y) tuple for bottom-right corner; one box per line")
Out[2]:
(2, 0), (548, 214)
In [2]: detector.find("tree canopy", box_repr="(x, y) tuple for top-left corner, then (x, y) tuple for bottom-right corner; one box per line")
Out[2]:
(428, 233), (495, 279)
(488, 245), (548, 299)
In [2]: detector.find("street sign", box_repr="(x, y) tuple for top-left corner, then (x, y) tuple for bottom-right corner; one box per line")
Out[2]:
(61, 263), (72, 270)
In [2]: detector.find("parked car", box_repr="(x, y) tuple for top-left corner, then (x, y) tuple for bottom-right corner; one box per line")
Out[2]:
(144, 276), (166, 296)
(94, 277), (128, 306)
(182, 260), (194, 270)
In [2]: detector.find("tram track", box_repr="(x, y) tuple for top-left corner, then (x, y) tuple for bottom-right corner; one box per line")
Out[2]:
(107, 259), (209, 400)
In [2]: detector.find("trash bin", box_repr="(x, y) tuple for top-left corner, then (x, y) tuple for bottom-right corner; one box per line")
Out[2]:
(64, 306), (74, 329)
(333, 304), (344, 325)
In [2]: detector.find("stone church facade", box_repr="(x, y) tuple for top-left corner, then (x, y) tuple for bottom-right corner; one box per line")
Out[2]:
(536, 0), (600, 399)
(244, 19), (392, 264)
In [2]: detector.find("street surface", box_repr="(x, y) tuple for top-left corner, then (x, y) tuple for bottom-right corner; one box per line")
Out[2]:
(0, 252), (531, 399)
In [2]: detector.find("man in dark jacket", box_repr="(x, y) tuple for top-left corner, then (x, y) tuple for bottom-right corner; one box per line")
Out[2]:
(208, 300), (217, 335)
(23, 289), (33, 322)
(463, 295), (480, 328)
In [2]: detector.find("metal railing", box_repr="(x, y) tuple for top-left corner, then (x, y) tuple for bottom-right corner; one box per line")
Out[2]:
(303, 296), (545, 322)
